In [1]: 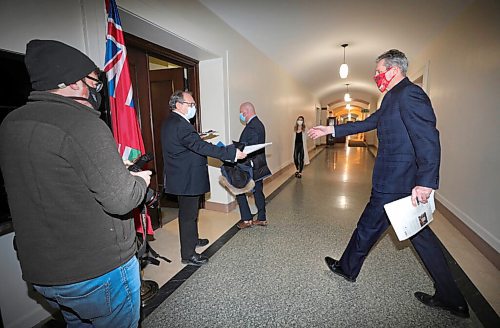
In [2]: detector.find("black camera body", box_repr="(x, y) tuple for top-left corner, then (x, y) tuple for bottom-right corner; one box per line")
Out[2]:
(128, 153), (158, 208)
(128, 153), (154, 173)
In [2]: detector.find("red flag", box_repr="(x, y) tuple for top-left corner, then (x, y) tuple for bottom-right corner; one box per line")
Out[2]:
(104, 0), (153, 235)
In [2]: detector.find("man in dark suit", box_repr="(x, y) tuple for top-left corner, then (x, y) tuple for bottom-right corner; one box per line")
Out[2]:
(308, 50), (469, 318)
(161, 91), (246, 266)
(236, 102), (272, 229)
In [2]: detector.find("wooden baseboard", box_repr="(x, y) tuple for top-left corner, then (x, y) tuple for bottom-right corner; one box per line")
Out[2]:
(436, 199), (500, 270)
(204, 200), (237, 213)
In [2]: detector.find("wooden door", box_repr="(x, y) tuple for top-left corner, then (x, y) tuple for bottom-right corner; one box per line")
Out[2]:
(149, 68), (185, 193)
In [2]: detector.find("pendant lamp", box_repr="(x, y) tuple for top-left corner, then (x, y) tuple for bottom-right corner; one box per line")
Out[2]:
(344, 83), (352, 102)
(339, 44), (349, 79)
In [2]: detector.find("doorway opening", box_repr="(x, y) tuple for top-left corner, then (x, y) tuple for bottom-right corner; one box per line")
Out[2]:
(124, 33), (201, 228)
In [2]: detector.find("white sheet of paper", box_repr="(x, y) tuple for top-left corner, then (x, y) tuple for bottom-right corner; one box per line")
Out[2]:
(384, 191), (435, 241)
(243, 142), (272, 154)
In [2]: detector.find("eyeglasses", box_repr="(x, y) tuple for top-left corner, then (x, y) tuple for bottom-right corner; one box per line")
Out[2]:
(85, 75), (103, 92)
(179, 101), (196, 107)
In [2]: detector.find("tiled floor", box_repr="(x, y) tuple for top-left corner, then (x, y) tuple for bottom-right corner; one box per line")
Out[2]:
(142, 147), (325, 287)
(142, 143), (499, 324)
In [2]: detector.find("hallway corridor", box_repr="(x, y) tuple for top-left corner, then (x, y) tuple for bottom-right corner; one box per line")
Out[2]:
(143, 146), (493, 327)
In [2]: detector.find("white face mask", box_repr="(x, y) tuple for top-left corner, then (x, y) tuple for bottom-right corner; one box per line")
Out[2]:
(297, 120), (303, 125)
(186, 106), (197, 119)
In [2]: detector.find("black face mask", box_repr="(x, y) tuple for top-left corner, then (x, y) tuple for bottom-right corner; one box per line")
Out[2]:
(70, 80), (102, 111)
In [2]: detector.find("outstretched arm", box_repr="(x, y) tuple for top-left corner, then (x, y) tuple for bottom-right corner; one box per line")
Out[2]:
(308, 108), (382, 140)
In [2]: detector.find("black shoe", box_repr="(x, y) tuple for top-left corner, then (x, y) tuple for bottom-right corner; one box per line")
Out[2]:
(196, 238), (209, 247)
(324, 256), (356, 282)
(414, 292), (470, 318)
(181, 253), (208, 266)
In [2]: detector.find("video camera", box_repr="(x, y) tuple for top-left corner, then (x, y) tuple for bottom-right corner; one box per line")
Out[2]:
(128, 153), (159, 208)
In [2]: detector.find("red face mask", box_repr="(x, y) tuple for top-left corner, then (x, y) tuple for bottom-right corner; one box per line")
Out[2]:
(373, 67), (395, 92)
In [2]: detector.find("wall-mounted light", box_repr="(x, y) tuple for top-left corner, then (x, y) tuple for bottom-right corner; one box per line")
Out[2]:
(339, 44), (349, 79)
(344, 83), (352, 102)
(346, 103), (352, 109)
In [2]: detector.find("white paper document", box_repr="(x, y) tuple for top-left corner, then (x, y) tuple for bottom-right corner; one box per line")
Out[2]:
(243, 142), (272, 154)
(383, 191), (435, 241)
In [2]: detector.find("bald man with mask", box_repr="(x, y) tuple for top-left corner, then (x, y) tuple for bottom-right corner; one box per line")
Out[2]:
(236, 102), (272, 229)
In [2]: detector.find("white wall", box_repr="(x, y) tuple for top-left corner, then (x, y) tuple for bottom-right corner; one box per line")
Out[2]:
(0, 0), (106, 68)
(117, 0), (319, 180)
(409, 0), (500, 252)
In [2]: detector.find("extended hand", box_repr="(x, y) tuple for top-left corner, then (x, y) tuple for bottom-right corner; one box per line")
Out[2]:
(307, 126), (333, 139)
(131, 170), (152, 186)
(236, 149), (247, 160)
(411, 186), (433, 207)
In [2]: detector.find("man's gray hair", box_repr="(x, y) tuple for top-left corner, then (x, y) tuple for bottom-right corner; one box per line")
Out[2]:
(169, 90), (191, 110)
(376, 49), (408, 76)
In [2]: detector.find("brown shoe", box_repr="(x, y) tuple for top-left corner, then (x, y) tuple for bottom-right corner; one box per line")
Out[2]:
(237, 220), (253, 229)
(253, 219), (268, 226)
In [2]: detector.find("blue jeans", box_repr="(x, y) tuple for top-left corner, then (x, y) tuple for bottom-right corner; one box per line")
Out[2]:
(33, 256), (140, 328)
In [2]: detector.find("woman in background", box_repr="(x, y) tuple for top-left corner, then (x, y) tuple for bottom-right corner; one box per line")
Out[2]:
(293, 116), (310, 178)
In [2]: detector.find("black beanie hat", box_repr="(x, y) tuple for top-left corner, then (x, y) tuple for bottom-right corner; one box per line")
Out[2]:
(25, 39), (98, 91)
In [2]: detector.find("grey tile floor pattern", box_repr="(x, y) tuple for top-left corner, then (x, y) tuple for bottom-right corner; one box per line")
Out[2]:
(143, 146), (482, 327)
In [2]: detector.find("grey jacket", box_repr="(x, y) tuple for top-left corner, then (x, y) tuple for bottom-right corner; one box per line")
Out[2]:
(0, 91), (147, 285)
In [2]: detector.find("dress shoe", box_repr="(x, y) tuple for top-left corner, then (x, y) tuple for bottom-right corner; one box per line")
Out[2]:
(297, 173), (302, 178)
(181, 253), (208, 266)
(196, 238), (209, 247)
(237, 220), (253, 229)
(324, 256), (356, 282)
(252, 219), (268, 226)
(414, 292), (470, 318)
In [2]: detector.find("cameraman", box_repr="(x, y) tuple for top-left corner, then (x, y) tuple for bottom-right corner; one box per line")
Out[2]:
(0, 40), (151, 327)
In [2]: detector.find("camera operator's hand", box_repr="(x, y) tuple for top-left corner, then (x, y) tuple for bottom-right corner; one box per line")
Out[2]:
(123, 159), (133, 168)
(236, 149), (247, 160)
(131, 170), (152, 186)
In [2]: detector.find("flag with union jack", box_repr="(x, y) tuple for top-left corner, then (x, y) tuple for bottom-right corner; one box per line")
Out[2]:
(104, 0), (153, 235)
(104, 0), (145, 161)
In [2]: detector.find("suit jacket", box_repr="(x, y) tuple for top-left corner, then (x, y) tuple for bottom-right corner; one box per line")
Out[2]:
(161, 112), (236, 195)
(239, 116), (271, 181)
(335, 77), (440, 193)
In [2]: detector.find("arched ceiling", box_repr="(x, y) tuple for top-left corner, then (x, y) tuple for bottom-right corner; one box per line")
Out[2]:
(199, 0), (474, 106)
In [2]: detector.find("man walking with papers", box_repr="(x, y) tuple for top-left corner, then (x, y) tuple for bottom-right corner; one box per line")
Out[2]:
(236, 102), (272, 229)
(308, 50), (469, 318)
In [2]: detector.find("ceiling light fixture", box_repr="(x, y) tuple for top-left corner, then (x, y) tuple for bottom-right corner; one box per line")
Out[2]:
(346, 103), (352, 109)
(339, 43), (349, 79)
(344, 83), (352, 102)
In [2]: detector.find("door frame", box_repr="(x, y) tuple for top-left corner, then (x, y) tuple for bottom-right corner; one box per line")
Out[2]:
(124, 32), (201, 129)
(123, 33), (204, 216)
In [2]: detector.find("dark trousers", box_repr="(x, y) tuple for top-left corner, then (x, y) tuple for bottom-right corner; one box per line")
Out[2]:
(294, 143), (304, 173)
(177, 195), (200, 260)
(339, 191), (467, 307)
(236, 179), (266, 221)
